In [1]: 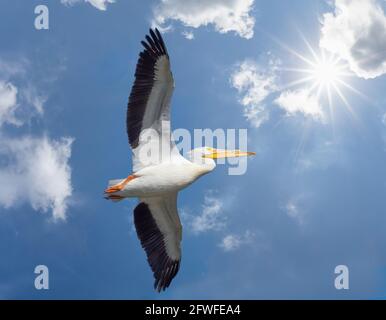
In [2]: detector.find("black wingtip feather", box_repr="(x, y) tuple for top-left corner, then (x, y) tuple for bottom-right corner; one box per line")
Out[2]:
(155, 28), (168, 55)
(134, 202), (180, 292)
(127, 28), (170, 148)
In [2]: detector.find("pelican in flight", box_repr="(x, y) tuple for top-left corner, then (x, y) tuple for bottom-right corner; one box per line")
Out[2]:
(105, 29), (255, 292)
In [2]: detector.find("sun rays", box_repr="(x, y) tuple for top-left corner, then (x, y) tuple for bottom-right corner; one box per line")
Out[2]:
(279, 35), (366, 122)
(265, 32), (371, 166)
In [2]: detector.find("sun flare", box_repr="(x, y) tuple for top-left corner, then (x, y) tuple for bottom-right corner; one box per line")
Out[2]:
(311, 58), (342, 86)
(276, 34), (366, 119)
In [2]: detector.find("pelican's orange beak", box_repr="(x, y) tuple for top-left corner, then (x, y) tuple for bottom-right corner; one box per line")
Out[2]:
(204, 149), (256, 159)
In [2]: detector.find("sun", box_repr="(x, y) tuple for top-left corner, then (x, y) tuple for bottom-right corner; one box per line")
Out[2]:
(267, 33), (368, 164)
(282, 49), (351, 95)
(302, 51), (353, 99)
(311, 58), (342, 86)
(275, 34), (365, 118)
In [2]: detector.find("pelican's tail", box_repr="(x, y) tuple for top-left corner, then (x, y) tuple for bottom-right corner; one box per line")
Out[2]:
(105, 194), (125, 202)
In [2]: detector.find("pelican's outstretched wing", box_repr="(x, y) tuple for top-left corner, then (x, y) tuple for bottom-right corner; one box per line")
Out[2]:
(127, 29), (182, 172)
(134, 194), (182, 292)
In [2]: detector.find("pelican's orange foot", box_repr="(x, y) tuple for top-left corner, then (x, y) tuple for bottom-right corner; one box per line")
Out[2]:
(104, 175), (136, 194)
(104, 185), (123, 194)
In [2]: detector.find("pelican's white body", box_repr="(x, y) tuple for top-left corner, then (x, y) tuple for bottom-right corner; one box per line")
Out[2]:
(109, 156), (215, 198)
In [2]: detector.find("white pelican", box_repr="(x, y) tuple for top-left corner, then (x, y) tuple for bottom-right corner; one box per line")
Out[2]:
(105, 29), (255, 292)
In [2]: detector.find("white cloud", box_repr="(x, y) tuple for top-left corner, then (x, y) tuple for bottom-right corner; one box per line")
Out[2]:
(0, 59), (27, 78)
(0, 81), (48, 128)
(153, 0), (255, 39)
(0, 136), (74, 221)
(0, 82), (20, 127)
(282, 194), (314, 226)
(230, 59), (279, 128)
(284, 201), (302, 223)
(320, 0), (386, 79)
(0, 59), (74, 221)
(183, 192), (226, 234)
(274, 88), (324, 121)
(21, 85), (46, 115)
(219, 230), (254, 252)
(230, 57), (329, 126)
(182, 30), (195, 40)
(61, 0), (115, 11)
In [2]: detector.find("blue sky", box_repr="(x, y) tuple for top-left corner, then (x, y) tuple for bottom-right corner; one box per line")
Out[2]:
(1, 0), (386, 299)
